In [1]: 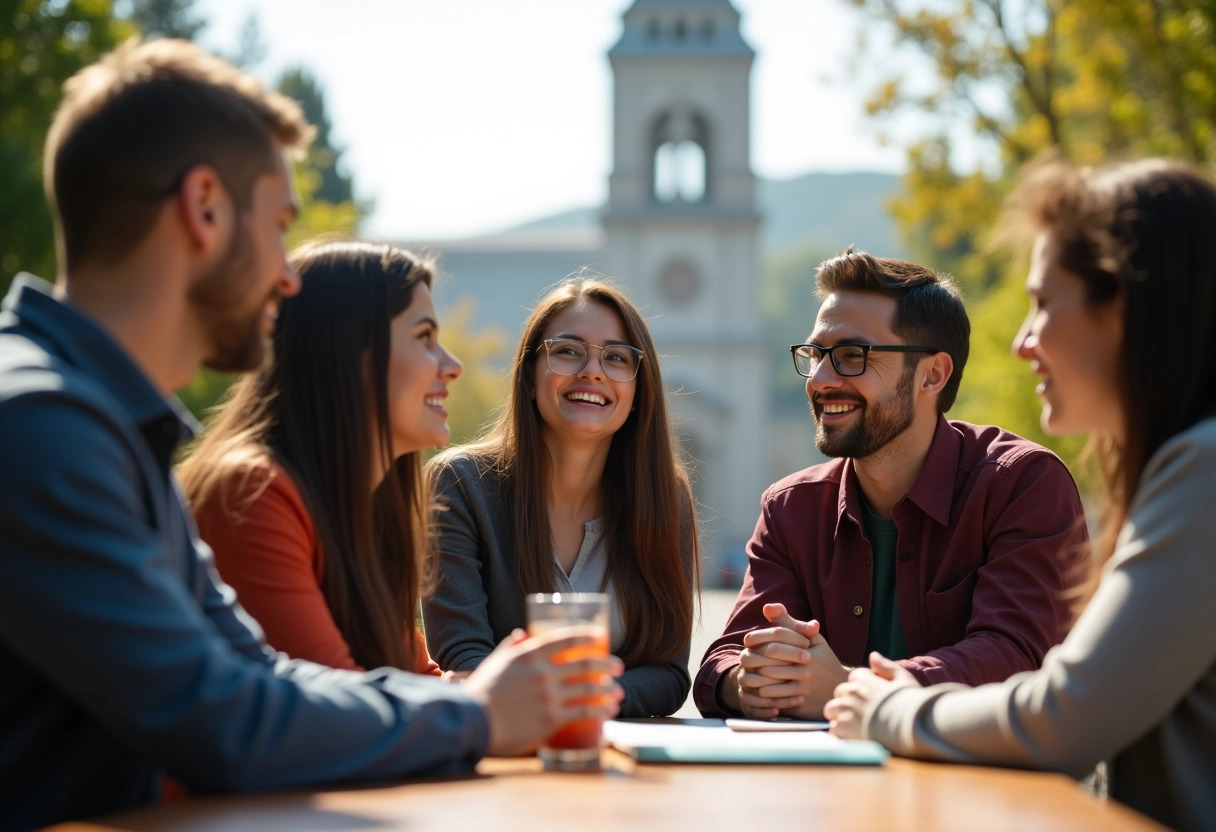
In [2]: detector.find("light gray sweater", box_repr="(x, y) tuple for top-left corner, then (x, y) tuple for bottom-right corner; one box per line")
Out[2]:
(864, 416), (1216, 831)
(422, 452), (695, 717)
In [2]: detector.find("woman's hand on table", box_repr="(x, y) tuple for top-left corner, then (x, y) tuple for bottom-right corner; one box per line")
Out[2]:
(824, 652), (920, 739)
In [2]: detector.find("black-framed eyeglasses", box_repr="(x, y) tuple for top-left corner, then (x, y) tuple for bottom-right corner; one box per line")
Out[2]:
(540, 338), (645, 382)
(790, 343), (937, 378)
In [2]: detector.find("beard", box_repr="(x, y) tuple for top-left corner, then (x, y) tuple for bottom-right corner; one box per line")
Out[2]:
(189, 220), (273, 373)
(813, 363), (916, 459)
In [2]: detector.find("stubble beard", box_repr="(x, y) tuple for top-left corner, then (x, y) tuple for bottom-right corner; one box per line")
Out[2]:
(814, 364), (917, 459)
(190, 220), (272, 374)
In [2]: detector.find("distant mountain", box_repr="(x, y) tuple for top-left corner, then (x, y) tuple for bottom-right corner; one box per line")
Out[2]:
(758, 171), (904, 257)
(494, 170), (905, 258)
(506, 206), (601, 232)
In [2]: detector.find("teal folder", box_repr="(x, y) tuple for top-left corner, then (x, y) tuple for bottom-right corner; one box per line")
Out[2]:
(603, 718), (889, 766)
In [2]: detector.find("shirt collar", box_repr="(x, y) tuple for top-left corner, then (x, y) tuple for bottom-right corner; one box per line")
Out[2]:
(4, 274), (199, 444)
(904, 415), (959, 526)
(834, 414), (958, 532)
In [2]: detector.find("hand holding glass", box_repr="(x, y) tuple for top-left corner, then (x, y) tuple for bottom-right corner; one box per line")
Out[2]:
(525, 592), (612, 771)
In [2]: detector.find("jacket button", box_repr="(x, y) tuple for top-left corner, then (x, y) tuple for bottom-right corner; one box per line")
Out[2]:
(900, 552), (911, 561)
(853, 605), (864, 616)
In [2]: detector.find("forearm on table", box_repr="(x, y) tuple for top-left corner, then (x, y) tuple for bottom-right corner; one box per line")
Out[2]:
(694, 650), (742, 716)
(617, 660), (691, 718)
(898, 634), (1039, 687)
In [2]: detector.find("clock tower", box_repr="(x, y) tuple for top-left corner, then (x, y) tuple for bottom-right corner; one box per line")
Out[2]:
(604, 0), (768, 574)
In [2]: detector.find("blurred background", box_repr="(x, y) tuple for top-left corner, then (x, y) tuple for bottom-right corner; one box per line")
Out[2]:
(6, 0), (1214, 585)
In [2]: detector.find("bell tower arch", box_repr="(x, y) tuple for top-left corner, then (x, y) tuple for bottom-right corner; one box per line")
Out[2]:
(603, 0), (767, 579)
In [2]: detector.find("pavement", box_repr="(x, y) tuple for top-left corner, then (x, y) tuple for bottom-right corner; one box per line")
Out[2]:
(673, 587), (740, 718)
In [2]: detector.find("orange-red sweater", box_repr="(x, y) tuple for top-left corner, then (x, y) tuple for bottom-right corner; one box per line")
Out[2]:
(192, 457), (439, 676)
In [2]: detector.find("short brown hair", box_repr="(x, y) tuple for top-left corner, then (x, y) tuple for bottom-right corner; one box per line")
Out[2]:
(815, 248), (970, 412)
(44, 38), (313, 270)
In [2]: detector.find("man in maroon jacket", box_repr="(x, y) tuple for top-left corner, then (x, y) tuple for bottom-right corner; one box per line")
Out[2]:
(695, 249), (1087, 720)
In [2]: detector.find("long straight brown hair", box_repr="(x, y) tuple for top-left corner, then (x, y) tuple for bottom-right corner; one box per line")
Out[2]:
(180, 240), (434, 671)
(1010, 158), (1216, 575)
(432, 276), (700, 667)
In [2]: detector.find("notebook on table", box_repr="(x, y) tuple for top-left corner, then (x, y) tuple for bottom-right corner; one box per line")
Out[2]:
(603, 718), (889, 765)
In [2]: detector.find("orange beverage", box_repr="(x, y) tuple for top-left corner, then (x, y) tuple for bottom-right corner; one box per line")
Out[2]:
(526, 593), (611, 771)
(544, 634), (611, 751)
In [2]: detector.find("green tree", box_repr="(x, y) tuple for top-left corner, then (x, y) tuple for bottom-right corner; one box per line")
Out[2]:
(844, 0), (1216, 467)
(229, 11), (265, 69)
(277, 67), (360, 208)
(1, 0), (133, 295)
(433, 299), (510, 447)
(126, 0), (204, 41)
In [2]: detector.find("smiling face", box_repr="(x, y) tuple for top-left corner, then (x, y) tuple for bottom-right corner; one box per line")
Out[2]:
(1012, 232), (1124, 441)
(192, 150), (301, 372)
(806, 291), (921, 459)
(385, 282), (463, 457)
(533, 300), (637, 448)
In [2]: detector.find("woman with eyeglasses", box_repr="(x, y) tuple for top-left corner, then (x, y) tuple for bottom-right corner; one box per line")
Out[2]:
(422, 276), (700, 717)
(824, 158), (1216, 831)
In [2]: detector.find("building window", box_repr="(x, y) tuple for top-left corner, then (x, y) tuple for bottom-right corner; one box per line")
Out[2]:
(654, 140), (706, 202)
(651, 110), (710, 204)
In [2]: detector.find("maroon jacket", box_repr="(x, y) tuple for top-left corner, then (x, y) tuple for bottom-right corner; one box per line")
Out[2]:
(695, 418), (1087, 716)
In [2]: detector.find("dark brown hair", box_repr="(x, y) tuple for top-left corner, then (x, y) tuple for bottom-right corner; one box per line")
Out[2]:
(1008, 157), (1216, 568)
(815, 248), (970, 412)
(432, 276), (699, 667)
(44, 38), (312, 271)
(179, 240), (434, 671)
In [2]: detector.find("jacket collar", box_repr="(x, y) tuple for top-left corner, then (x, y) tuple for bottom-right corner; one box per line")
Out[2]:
(4, 273), (198, 442)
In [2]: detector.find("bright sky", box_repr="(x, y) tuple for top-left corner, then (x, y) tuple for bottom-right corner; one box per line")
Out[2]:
(194, 0), (906, 240)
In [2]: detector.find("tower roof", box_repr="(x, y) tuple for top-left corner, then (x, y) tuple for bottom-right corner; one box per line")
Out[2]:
(609, 0), (753, 59)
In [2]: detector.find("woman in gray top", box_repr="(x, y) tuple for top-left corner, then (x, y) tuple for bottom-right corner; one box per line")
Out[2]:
(423, 276), (699, 717)
(825, 158), (1216, 831)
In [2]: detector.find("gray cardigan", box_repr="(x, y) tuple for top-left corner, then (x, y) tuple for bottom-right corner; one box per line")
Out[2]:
(862, 415), (1216, 831)
(423, 452), (694, 717)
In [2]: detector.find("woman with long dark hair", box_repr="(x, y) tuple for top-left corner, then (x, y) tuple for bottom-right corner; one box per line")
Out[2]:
(422, 276), (699, 716)
(180, 240), (460, 673)
(825, 158), (1216, 831)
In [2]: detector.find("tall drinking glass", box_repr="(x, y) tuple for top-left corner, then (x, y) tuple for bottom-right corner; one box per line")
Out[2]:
(525, 592), (610, 772)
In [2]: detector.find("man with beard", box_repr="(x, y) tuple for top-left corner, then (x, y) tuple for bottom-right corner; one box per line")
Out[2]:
(695, 249), (1087, 721)
(0, 40), (621, 831)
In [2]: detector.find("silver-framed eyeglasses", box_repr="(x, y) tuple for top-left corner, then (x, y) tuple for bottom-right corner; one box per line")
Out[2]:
(790, 343), (936, 378)
(540, 338), (645, 382)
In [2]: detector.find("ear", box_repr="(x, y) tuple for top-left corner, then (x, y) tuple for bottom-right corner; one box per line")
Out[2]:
(176, 165), (233, 257)
(918, 351), (954, 401)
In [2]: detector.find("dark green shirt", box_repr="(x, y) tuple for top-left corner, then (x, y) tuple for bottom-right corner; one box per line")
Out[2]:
(861, 497), (908, 660)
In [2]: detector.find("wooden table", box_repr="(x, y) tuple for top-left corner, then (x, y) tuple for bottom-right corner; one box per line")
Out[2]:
(53, 749), (1164, 832)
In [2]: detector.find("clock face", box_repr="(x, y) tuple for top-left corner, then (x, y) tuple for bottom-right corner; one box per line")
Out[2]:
(659, 259), (701, 305)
